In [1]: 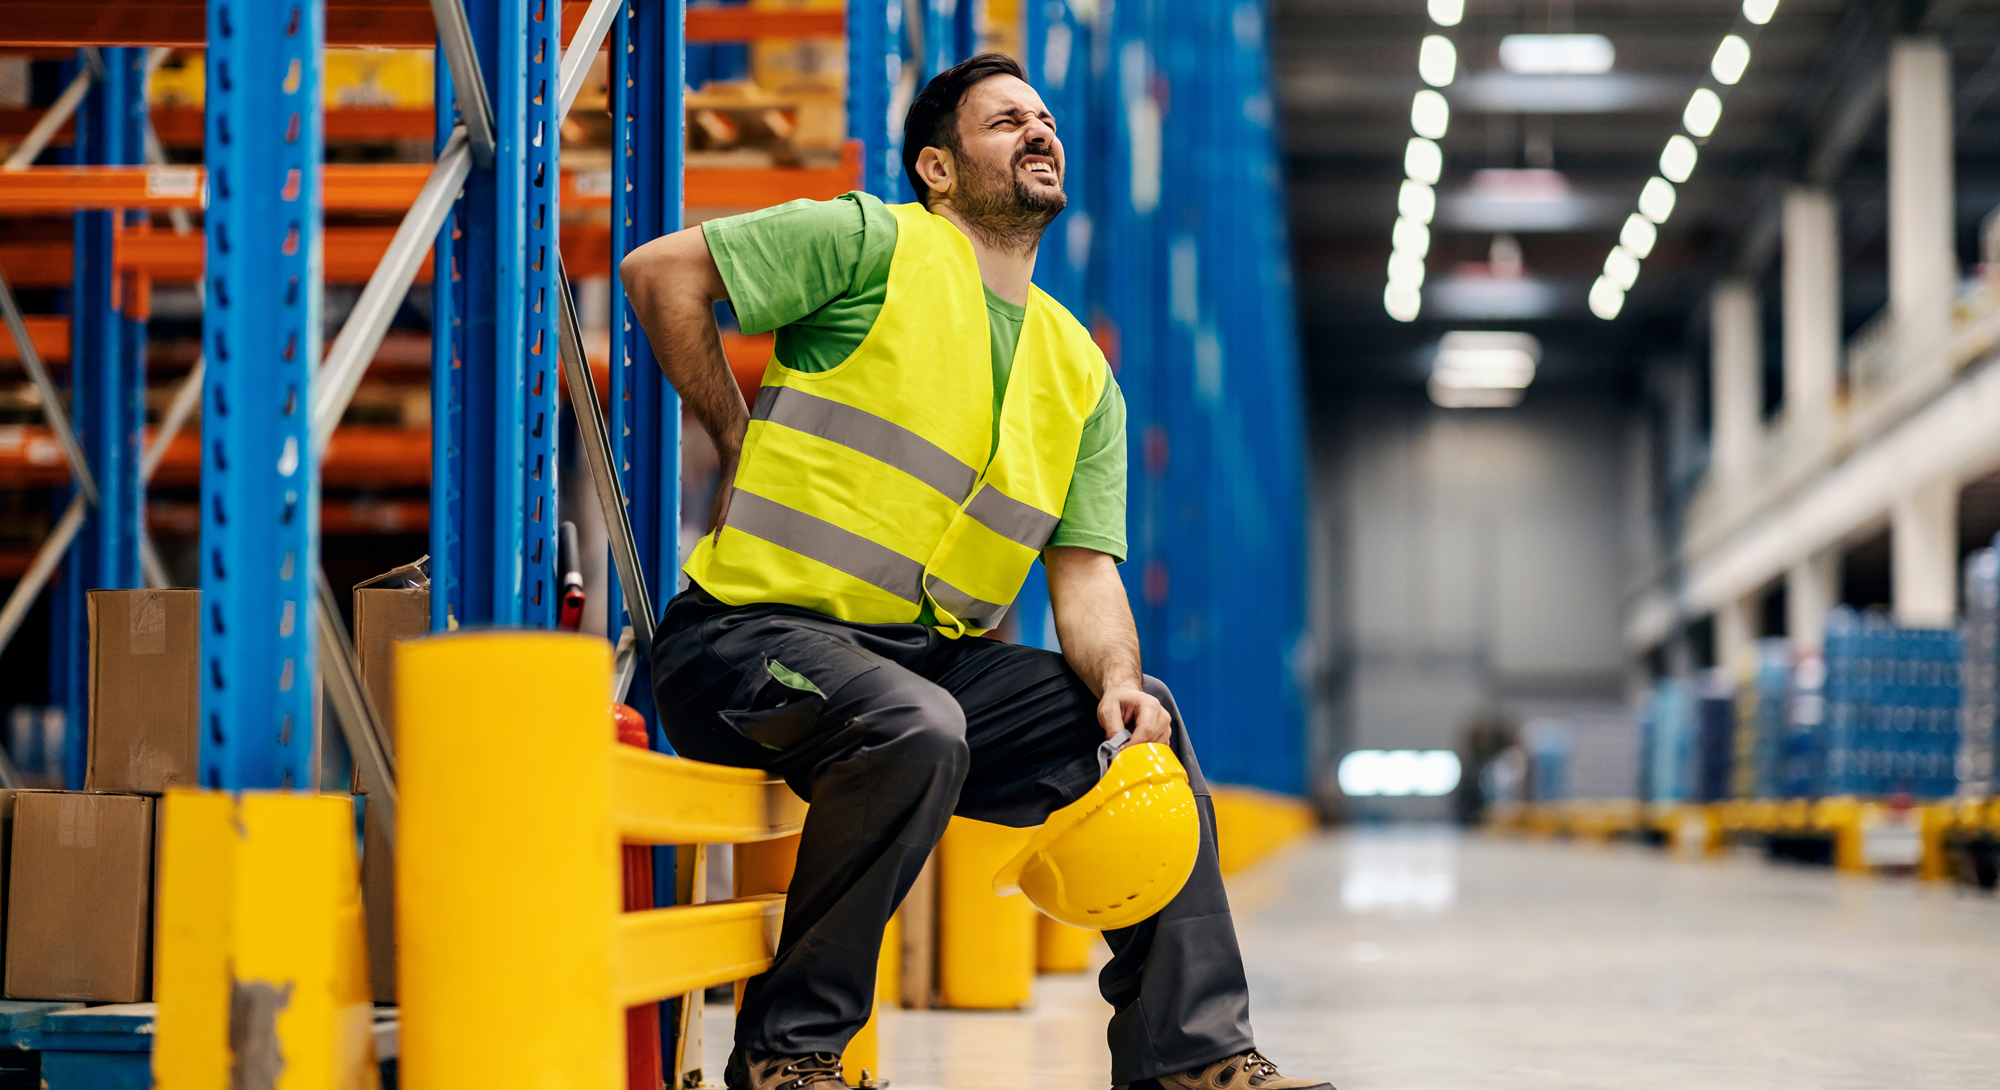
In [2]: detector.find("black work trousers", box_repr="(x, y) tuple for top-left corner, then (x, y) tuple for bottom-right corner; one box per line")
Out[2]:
(650, 586), (1255, 1083)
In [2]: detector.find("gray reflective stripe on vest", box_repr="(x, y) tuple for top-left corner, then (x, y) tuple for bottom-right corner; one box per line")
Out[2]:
(964, 485), (1061, 550)
(725, 489), (924, 603)
(753, 386), (978, 502)
(923, 574), (1011, 630)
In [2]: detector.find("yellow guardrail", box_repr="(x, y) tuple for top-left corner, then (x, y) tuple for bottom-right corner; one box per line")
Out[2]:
(154, 631), (838, 1090)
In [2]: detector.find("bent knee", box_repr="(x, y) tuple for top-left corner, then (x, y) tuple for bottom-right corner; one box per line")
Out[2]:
(882, 687), (969, 767)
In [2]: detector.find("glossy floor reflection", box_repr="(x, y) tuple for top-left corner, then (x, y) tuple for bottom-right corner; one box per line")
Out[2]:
(710, 826), (2000, 1089)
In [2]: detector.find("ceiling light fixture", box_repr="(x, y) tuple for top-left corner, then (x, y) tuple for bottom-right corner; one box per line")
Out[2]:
(1385, 284), (1423, 323)
(1743, 0), (1779, 25)
(1604, 246), (1640, 290)
(1711, 35), (1751, 85)
(1659, 134), (1698, 183)
(1427, 0), (1464, 28)
(1684, 87), (1722, 137)
(1398, 179), (1436, 224)
(1392, 215), (1431, 257)
(1619, 213), (1657, 258)
(1497, 34), (1615, 75)
(1432, 330), (1540, 389)
(1588, 276), (1625, 320)
(1411, 89), (1450, 140)
(1388, 250), (1427, 289)
(1418, 35), (1458, 87)
(1404, 137), (1443, 185)
(1637, 176), (1676, 223)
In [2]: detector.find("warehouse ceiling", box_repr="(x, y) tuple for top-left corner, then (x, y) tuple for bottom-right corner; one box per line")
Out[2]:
(1273, 0), (2000, 393)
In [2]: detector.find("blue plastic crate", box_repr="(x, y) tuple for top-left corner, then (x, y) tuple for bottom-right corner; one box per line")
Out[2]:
(38, 1004), (152, 1090)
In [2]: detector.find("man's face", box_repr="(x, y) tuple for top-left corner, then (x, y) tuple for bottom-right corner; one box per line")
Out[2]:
(948, 75), (1066, 227)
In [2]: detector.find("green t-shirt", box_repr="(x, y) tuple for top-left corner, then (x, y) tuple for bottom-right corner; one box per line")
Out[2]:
(702, 191), (1128, 562)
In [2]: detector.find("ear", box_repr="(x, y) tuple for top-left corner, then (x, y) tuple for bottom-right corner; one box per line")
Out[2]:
(914, 146), (955, 202)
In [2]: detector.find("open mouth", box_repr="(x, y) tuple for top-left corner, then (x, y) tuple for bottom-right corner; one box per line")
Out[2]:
(1021, 157), (1058, 179)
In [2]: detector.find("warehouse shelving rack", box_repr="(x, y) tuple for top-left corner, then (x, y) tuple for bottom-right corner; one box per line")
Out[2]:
(0, 0), (902, 791)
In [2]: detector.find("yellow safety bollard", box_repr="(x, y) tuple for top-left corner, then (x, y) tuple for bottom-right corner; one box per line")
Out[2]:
(397, 631), (622, 1090)
(154, 790), (376, 1090)
(936, 816), (1036, 1009)
(1037, 912), (1097, 974)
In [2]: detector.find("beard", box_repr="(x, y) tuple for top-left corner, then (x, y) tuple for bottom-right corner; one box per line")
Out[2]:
(952, 147), (1067, 255)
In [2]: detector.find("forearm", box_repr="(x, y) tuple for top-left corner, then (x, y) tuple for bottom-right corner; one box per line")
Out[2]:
(617, 226), (747, 460)
(1045, 546), (1143, 696)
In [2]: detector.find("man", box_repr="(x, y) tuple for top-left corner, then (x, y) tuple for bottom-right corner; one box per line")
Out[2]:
(620, 52), (1331, 1090)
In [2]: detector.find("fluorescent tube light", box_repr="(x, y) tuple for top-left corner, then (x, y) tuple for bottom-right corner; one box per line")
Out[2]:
(1419, 35), (1458, 87)
(1428, 0), (1464, 27)
(1392, 215), (1431, 257)
(1684, 87), (1722, 137)
(1711, 35), (1751, 85)
(1398, 179), (1436, 224)
(1498, 34), (1615, 75)
(1659, 134), (1697, 182)
(1638, 176), (1676, 224)
(1338, 750), (1464, 795)
(1430, 383), (1525, 408)
(1404, 137), (1443, 185)
(1588, 275), (1625, 319)
(1620, 212), (1657, 258)
(1432, 330), (1540, 390)
(1411, 89), (1450, 140)
(1604, 246), (1640, 290)
(1743, 0), (1779, 24)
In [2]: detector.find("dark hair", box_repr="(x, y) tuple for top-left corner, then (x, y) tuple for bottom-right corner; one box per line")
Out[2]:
(901, 52), (1029, 206)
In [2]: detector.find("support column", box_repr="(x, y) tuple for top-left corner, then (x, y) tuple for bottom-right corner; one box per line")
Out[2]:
(1787, 549), (1839, 653)
(1892, 476), (1958, 627)
(1709, 280), (1762, 496)
(1889, 36), (1956, 373)
(1715, 596), (1755, 679)
(201, 0), (323, 788)
(1781, 187), (1840, 447)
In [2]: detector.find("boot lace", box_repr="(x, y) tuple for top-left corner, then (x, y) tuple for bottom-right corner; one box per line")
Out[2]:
(1239, 1051), (1283, 1085)
(774, 1052), (845, 1090)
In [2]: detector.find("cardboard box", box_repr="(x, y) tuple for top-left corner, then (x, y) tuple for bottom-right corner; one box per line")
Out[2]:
(86, 590), (200, 795)
(4, 792), (155, 1003)
(351, 565), (429, 795)
(352, 559), (426, 1004)
(0, 791), (16, 975)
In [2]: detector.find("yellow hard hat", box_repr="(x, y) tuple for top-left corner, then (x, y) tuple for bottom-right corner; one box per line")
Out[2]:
(991, 741), (1200, 930)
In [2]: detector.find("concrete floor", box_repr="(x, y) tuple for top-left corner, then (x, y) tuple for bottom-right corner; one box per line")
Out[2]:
(710, 826), (2000, 1089)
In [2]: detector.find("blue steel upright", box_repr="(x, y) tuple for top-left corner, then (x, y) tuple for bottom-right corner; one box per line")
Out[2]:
(52, 47), (148, 788)
(846, 0), (904, 198)
(606, 0), (684, 736)
(430, 0), (558, 631)
(200, 0), (323, 789)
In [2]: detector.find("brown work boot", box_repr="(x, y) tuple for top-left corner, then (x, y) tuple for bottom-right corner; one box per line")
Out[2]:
(1121, 1050), (1336, 1090)
(724, 1049), (848, 1090)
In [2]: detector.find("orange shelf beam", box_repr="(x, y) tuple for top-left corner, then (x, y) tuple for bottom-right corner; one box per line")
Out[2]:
(2, 156), (859, 213)
(0, 2), (842, 47)
(0, 424), (429, 489)
(0, 105), (437, 148)
(0, 316), (70, 364)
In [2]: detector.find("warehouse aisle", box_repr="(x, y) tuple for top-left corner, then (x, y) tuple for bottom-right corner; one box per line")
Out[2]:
(714, 827), (2000, 1089)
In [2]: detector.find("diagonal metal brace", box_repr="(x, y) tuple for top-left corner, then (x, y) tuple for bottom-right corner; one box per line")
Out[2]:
(559, 0), (624, 123)
(554, 251), (656, 666)
(0, 268), (98, 506)
(429, 0), (498, 168)
(2, 47), (104, 173)
(312, 126), (472, 452)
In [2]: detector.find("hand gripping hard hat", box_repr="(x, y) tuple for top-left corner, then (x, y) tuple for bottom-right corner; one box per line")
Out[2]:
(992, 740), (1201, 930)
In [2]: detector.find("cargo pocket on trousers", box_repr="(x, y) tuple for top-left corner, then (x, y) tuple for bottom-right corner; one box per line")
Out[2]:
(718, 657), (828, 753)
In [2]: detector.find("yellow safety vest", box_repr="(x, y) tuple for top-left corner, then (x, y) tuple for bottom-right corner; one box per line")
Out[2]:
(683, 201), (1107, 637)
